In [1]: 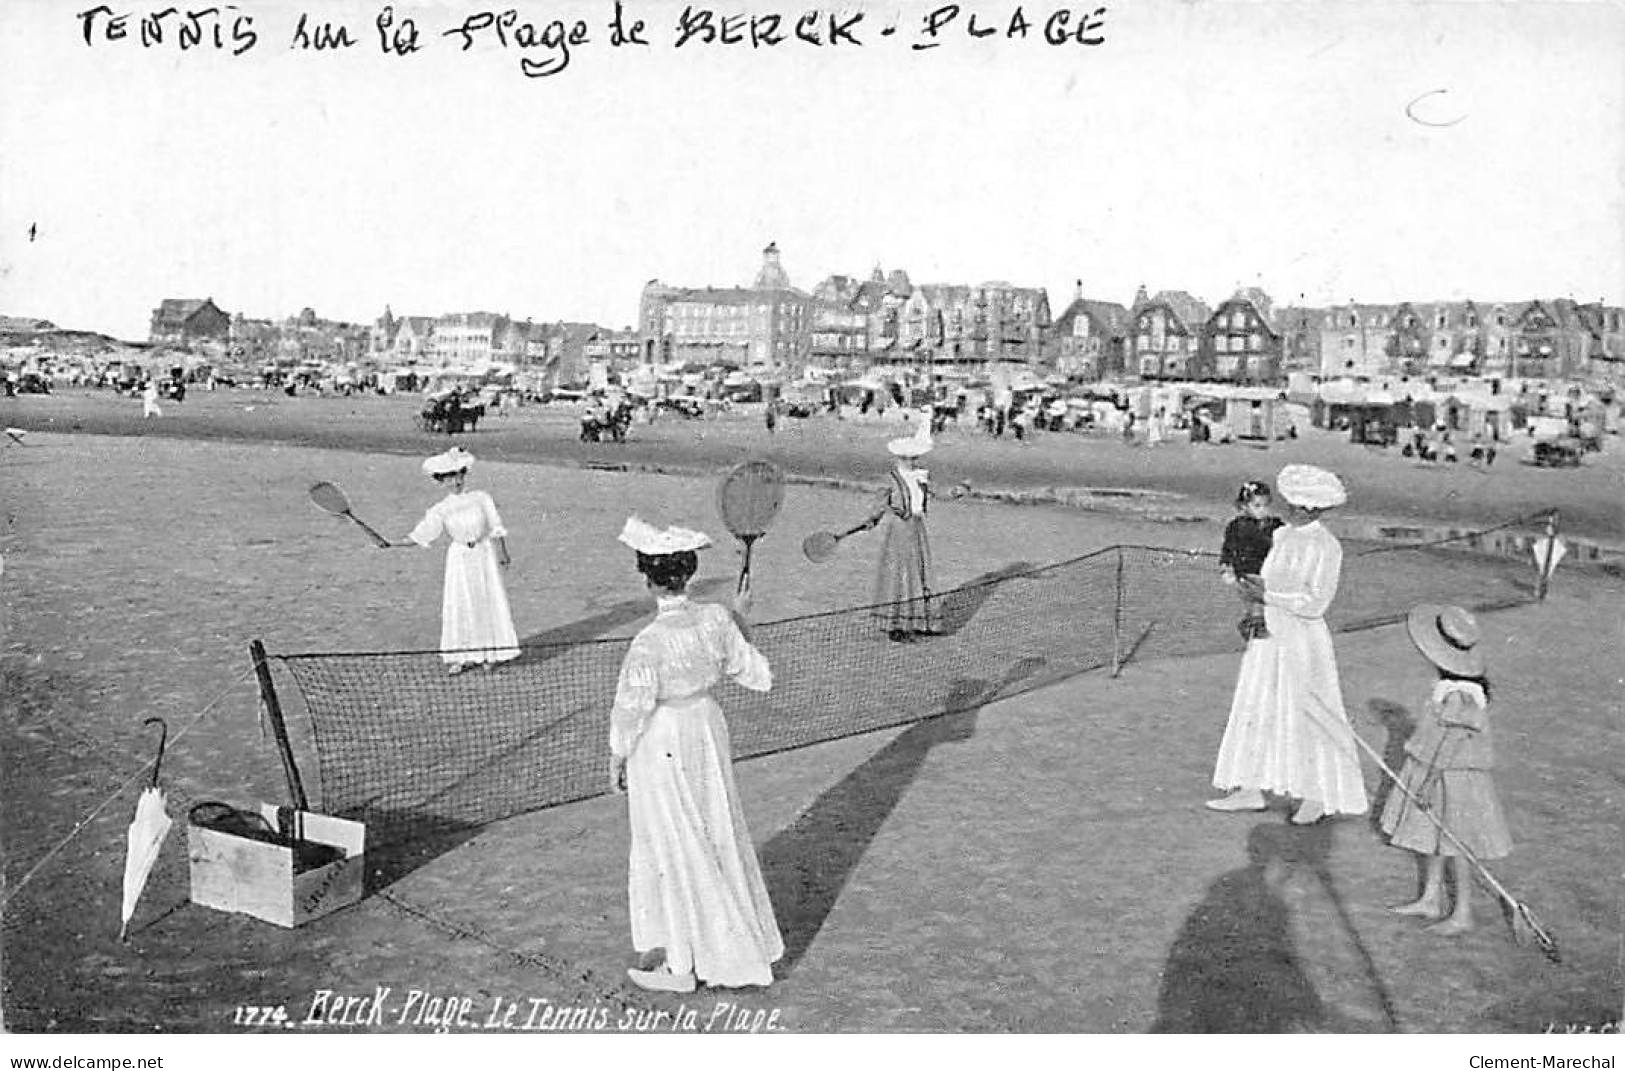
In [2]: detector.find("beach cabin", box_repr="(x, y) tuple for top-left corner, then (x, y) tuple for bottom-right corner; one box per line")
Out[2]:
(1448, 392), (1514, 441)
(1222, 388), (1291, 440)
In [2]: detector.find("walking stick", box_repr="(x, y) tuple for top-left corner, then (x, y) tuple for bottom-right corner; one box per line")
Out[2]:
(1301, 692), (1560, 963)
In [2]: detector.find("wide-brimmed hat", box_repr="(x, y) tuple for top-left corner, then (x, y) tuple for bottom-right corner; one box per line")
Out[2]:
(1276, 464), (1346, 509)
(888, 419), (933, 459)
(422, 447), (474, 478)
(617, 516), (712, 555)
(1406, 604), (1484, 677)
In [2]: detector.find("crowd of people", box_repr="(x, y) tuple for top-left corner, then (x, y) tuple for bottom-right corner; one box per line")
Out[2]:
(1400, 426), (1499, 467)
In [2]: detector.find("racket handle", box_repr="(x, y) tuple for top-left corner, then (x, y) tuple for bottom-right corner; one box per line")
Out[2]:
(348, 514), (392, 548)
(737, 541), (754, 594)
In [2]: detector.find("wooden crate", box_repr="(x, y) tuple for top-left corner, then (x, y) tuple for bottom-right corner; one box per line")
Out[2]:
(188, 804), (365, 928)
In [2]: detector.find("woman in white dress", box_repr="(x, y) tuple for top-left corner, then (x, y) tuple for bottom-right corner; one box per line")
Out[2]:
(609, 517), (783, 993)
(1207, 464), (1369, 824)
(387, 447), (520, 673)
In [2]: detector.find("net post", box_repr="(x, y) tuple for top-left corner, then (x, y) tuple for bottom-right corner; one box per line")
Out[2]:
(1111, 546), (1125, 678)
(250, 639), (310, 812)
(1536, 510), (1560, 601)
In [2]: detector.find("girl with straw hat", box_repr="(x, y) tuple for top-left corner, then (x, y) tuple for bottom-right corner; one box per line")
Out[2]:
(608, 517), (782, 993)
(1380, 604), (1511, 936)
(384, 447), (520, 674)
(1208, 464), (1368, 824)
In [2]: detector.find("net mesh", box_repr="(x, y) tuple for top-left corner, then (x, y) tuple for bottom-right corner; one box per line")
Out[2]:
(271, 526), (1545, 848)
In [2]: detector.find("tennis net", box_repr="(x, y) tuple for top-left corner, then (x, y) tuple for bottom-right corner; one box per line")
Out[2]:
(267, 524), (1547, 847)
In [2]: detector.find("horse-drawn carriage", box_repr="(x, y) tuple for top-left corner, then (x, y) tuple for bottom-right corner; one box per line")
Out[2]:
(1532, 437), (1584, 468)
(579, 399), (635, 443)
(419, 391), (485, 435)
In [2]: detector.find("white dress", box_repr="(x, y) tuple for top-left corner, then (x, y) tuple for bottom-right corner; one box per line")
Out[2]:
(611, 596), (783, 987)
(408, 490), (520, 666)
(1212, 520), (1369, 814)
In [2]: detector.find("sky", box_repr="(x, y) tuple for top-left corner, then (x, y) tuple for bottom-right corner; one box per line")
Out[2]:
(2, 0), (1623, 341)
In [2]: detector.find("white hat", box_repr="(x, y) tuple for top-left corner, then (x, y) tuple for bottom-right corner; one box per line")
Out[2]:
(887, 418), (934, 459)
(1276, 464), (1346, 509)
(617, 516), (713, 555)
(422, 447), (475, 477)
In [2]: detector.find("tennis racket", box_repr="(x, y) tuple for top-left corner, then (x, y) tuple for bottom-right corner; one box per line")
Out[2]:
(802, 521), (871, 564)
(717, 459), (785, 593)
(308, 481), (391, 548)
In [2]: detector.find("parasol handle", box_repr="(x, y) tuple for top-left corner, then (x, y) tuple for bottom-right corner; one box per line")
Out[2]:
(142, 717), (168, 788)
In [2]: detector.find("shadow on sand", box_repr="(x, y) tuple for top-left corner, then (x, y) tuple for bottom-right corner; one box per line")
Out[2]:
(760, 656), (1046, 975)
(931, 562), (1036, 637)
(511, 576), (730, 666)
(1152, 821), (1397, 1033)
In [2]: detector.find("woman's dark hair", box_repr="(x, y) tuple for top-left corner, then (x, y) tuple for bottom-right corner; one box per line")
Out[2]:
(1438, 668), (1492, 701)
(636, 550), (699, 592)
(1236, 480), (1272, 506)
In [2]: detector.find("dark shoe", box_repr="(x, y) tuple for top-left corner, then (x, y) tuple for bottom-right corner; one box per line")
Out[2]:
(888, 630), (912, 643)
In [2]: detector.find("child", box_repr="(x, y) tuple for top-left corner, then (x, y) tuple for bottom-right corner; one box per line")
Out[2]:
(1219, 481), (1283, 641)
(1380, 605), (1511, 936)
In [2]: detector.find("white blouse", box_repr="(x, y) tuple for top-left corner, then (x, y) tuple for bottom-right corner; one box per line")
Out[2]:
(408, 490), (507, 548)
(610, 596), (772, 757)
(1260, 520), (1342, 621)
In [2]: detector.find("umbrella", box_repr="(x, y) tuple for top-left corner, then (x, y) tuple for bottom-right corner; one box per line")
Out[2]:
(119, 718), (172, 941)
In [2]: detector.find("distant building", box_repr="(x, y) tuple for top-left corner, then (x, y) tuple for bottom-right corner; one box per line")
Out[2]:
(1575, 302), (1625, 382)
(149, 298), (230, 345)
(1272, 305), (1323, 377)
(432, 312), (511, 367)
(638, 243), (812, 373)
(1128, 287), (1211, 379)
(275, 308), (368, 364)
(388, 317), (436, 364)
(0, 316), (57, 333)
(1049, 282), (1129, 379)
(808, 274), (872, 369)
(369, 306), (399, 358)
(856, 267), (911, 358)
(1197, 289), (1281, 383)
(538, 321), (605, 386)
(583, 327), (642, 365)
(1317, 302), (1396, 378)
(1508, 299), (1590, 380)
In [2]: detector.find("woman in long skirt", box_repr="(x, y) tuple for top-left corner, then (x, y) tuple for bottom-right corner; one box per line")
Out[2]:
(1207, 464), (1368, 824)
(387, 447), (521, 673)
(609, 517), (783, 993)
(863, 422), (938, 641)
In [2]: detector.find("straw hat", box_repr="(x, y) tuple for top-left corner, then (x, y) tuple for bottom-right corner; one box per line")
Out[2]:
(1406, 604), (1484, 677)
(1276, 464), (1346, 509)
(422, 446), (474, 478)
(617, 516), (712, 555)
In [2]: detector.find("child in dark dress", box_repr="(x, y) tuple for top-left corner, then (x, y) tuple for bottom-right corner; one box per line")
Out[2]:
(1220, 480), (1284, 641)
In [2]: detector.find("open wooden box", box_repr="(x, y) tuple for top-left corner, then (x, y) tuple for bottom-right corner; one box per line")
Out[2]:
(187, 804), (365, 928)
